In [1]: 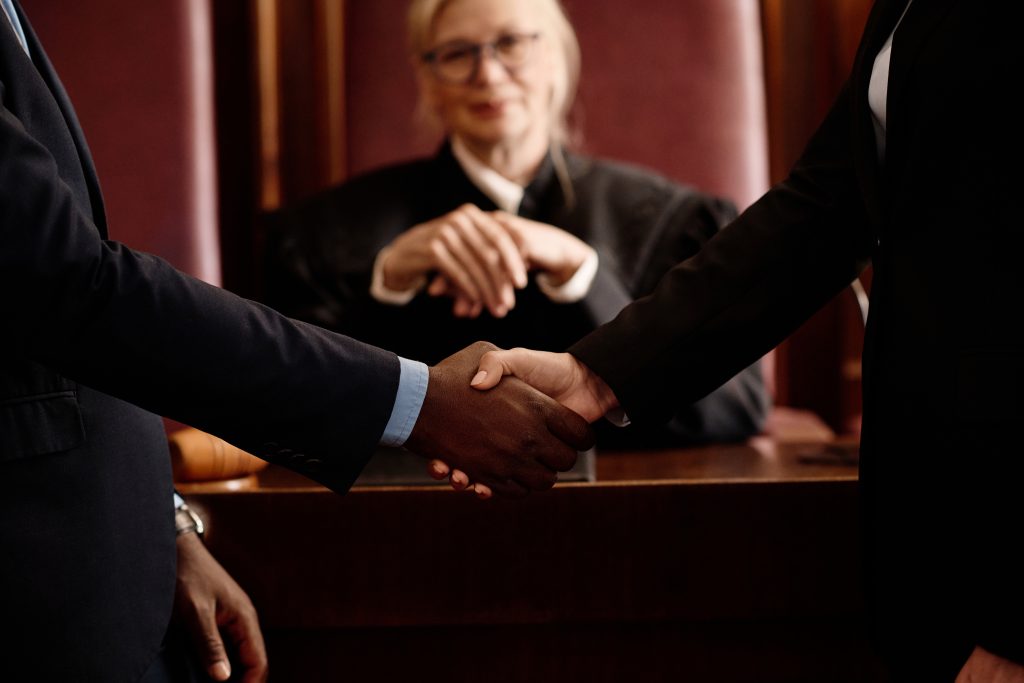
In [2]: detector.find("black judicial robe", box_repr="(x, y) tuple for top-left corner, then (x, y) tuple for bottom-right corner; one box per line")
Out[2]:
(267, 144), (769, 446)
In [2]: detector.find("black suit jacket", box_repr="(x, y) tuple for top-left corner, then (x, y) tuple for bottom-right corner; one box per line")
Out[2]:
(572, 0), (1023, 673)
(0, 4), (399, 679)
(265, 144), (769, 446)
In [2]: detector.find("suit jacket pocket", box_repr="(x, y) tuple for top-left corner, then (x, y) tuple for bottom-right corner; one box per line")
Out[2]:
(0, 391), (86, 461)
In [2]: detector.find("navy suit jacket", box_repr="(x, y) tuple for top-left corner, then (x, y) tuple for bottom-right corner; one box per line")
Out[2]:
(572, 0), (1023, 674)
(1, 3), (399, 679)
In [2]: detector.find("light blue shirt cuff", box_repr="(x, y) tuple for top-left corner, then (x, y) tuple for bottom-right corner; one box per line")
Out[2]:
(173, 492), (184, 509)
(379, 357), (429, 447)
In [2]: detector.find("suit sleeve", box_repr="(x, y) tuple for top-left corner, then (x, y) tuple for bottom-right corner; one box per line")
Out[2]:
(570, 82), (874, 428)
(583, 187), (770, 445)
(1, 89), (399, 493)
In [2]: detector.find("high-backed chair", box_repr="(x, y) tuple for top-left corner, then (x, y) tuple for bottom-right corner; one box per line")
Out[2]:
(344, 0), (827, 436)
(23, 0), (247, 471)
(23, 0), (221, 284)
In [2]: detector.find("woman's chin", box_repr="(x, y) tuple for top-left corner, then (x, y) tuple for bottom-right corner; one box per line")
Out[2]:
(456, 120), (529, 148)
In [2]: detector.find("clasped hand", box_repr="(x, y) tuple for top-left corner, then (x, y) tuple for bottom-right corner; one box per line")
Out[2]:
(407, 342), (596, 497)
(381, 205), (593, 318)
(421, 346), (618, 499)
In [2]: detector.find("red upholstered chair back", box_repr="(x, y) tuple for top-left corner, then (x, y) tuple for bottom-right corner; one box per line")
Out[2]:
(345, 0), (769, 211)
(22, 0), (222, 284)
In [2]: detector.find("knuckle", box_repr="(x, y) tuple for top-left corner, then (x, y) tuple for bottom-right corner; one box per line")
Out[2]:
(518, 430), (541, 452)
(528, 397), (548, 415)
(240, 600), (259, 621)
(204, 634), (226, 656)
(472, 340), (498, 354)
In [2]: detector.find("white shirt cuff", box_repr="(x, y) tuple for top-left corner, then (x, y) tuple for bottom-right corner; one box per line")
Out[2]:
(536, 248), (599, 303)
(370, 247), (425, 306)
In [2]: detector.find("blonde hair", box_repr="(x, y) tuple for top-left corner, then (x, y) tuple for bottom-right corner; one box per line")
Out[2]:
(407, 0), (581, 149)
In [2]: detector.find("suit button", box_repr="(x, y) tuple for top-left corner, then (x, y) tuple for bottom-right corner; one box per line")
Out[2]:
(261, 442), (279, 456)
(304, 458), (323, 473)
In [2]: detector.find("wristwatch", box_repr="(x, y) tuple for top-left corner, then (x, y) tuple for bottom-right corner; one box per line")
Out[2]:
(174, 502), (205, 538)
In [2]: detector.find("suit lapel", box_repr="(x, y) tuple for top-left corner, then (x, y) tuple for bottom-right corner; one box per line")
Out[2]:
(13, 0), (108, 236)
(885, 0), (956, 171)
(851, 0), (910, 235)
(859, 0), (913, 64)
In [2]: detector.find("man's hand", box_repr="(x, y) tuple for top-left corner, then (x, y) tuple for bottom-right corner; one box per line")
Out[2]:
(405, 342), (595, 497)
(174, 532), (268, 682)
(956, 646), (1024, 682)
(427, 347), (617, 497)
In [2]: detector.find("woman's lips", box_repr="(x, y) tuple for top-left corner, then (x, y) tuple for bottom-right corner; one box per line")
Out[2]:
(468, 99), (508, 118)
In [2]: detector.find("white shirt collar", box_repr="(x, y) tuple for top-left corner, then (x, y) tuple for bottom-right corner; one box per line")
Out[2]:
(450, 136), (525, 214)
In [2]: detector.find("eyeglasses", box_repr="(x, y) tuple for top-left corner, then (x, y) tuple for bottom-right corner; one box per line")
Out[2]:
(422, 32), (541, 84)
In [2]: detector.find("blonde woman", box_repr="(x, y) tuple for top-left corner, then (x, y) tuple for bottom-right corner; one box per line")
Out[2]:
(267, 0), (768, 446)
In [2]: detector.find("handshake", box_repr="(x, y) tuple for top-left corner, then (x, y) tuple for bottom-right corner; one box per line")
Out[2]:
(405, 341), (620, 498)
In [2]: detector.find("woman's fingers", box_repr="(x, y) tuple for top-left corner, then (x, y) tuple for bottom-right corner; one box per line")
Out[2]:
(401, 206), (535, 317)
(445, 207), (520, 316)
(427, 275), (484, 318)
(438, 219), (507, 316)
(492, 212), (592, 284)
(427, 206), (526, 317)
(461, 205), (528, 290)
(429, 237), (484, 304)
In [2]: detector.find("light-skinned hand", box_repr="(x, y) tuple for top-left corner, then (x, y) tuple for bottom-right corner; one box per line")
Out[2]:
(383, 204), (527, 318)
(491, 212), (594, 286)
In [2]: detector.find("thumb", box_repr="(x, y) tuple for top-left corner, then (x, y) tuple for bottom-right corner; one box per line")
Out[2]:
(188, 606), (232, 681)
(470, 350), (512, 390)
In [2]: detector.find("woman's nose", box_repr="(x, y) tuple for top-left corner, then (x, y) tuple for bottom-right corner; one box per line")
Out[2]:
(471, 47), (510, 85)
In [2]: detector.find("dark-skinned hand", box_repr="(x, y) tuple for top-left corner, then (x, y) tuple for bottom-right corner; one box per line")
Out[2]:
(405, 341), (594, 497)
(173, 532), (268, 682)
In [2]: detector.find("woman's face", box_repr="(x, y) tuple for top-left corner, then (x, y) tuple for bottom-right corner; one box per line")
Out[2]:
(420, 0), (556, 150)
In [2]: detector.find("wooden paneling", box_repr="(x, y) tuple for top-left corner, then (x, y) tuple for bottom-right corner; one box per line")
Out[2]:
(180, 440), (882, 681)
(212, 0), (345, 297)
(760, 0), (874, 433)
(211, 0), (260, 297)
